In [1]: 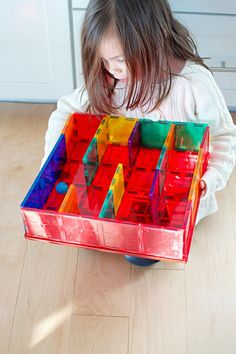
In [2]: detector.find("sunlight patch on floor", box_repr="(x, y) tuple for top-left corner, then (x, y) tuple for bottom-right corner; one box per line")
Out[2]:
(30, 303), (72, 347)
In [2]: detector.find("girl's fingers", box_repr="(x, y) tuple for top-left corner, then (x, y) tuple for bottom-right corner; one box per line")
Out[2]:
(200, 180), (207, 190)
(200, 180), (207, 197)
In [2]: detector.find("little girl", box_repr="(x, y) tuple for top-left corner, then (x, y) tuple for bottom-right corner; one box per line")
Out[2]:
(42, 0), (236, 266)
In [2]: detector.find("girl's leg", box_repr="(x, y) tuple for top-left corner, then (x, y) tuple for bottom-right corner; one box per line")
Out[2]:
(124, 255), (160, 267)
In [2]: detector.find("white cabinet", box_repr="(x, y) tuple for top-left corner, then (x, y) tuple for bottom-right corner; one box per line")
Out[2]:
(0, 0), (75, 102)
(72, 0), (88, 88)
(174, 14), (236, 69)
(169, 0), (236, 14)
(72, 10), (86, 88)
(173, 11), (236, 108)
(169, 0), (236, 107)
(72, 0), (89, 9)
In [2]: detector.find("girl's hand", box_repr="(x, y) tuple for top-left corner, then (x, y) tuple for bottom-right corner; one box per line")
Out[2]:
(200, 179), (207, 197)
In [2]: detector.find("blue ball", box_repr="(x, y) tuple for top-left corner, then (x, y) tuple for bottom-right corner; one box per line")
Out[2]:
(56, 181), (69, 194)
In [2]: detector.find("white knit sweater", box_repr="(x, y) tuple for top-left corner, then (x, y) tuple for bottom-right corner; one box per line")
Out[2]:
(42, 61), (236, 224)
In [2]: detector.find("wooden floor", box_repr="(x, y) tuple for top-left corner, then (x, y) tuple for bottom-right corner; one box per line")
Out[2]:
(0, 103), (236, 354)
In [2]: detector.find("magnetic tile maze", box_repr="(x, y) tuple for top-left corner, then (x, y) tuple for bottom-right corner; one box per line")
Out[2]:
(21, 113), (209, 262)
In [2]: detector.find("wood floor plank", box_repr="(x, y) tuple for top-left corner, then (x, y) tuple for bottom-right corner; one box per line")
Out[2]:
(0, 211), (26, 354)
(185, 172), (236, 354)
(73, 249), (131, 316)
(129, 269), (187, 354)
(8, 242), (78, 354)
(0, 103), (10, 143)
(68, 315), (129, 354)
(0, 103), (55, 354)
(0, 103), (54, 199)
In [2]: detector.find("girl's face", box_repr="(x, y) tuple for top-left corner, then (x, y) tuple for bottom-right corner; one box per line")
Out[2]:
(99, 33), (128, 82)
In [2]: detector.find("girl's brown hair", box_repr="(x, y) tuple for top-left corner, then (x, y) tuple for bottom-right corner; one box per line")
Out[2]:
(81, 0), (209, 114)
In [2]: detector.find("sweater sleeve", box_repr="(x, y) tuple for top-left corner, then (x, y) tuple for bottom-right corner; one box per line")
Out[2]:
(41, 86), (88, 167)
(191, 68), (236, 199)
